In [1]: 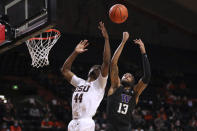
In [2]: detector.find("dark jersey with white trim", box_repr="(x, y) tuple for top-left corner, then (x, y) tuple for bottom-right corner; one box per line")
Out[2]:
(107, 86), (136, 130)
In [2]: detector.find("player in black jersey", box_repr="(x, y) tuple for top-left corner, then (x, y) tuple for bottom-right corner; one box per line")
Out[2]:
(106, 32), (151, 131)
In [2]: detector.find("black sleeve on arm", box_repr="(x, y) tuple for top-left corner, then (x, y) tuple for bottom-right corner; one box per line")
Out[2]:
(141, 54), (151, 84)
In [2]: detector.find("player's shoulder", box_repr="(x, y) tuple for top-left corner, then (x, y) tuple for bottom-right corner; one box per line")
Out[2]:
(92, 73), (108, 87)
(70, 75), (86, 87)
(73, 75), (85, 81)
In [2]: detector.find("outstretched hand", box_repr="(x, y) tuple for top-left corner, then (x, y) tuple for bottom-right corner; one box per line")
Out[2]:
(75, 40), (89, 54)
(133, 39), (146, 54)
(133, 39), (144, 46)
(122, 32), (129, 43)
(98, 21), (109, 39)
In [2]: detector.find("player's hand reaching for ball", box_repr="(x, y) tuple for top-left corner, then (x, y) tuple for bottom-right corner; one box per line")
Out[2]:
(75, 40), (89, 54)
(98, 21), (109, 39)
(122, 32), (129, 43)
(133, 39), (146, 54)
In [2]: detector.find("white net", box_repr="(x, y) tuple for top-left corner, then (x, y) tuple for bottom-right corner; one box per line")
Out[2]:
(26, 29), (60, 68)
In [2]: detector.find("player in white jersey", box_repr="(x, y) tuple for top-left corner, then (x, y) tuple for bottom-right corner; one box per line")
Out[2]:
(61, 21), (111, 131)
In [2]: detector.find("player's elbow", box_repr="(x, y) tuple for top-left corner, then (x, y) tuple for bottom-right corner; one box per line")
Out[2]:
(60, 67), (65, 74)
(103, 56), (110, 65)
(61, 63), (71, 73)
(61, 69), (72, 82)
(104, 60), (110, 67)
(61, 68), (69, 76)
(142, 72), (151, 84)
(110, 59), (117, 65)
(147, 70), (151, 81)
(110, 61), (118, 68)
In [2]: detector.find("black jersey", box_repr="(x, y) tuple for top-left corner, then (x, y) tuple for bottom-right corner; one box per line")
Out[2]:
(107, 86), (136, 130)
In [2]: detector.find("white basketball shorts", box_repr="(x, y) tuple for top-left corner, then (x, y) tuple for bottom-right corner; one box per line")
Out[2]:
(68, 118), (95, 131)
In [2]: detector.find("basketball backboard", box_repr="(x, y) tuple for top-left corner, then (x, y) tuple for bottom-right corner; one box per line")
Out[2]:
(0, 0), (57, 53)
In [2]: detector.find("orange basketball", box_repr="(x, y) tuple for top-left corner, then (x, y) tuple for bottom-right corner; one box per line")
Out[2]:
(109, 4), (128, 24)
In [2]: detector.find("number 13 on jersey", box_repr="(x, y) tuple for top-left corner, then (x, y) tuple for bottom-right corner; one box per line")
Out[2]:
(117, 103), (129, 114)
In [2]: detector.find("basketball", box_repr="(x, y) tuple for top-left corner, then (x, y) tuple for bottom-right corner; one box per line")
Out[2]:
(109, 4), (128, 24)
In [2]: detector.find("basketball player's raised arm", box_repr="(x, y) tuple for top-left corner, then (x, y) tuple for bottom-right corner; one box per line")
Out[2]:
(98, 21), (111, 77)
(110, 32), (129, 88)
(61, 40), (89, 83)
(133, 39), (151, 103)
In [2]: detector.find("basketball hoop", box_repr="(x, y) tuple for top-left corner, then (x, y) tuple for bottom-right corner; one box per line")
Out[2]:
(26, 29), (61, 68)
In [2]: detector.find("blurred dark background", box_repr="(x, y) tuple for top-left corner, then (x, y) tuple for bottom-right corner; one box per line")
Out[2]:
(0, 0), (197, 131)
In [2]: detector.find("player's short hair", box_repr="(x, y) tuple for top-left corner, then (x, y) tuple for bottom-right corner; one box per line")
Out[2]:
(90, 65), (101, 70)
(88, 65), (101, 79)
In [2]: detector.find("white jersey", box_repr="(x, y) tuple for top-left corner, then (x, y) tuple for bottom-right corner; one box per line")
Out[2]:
(70, 73), (108, 119)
